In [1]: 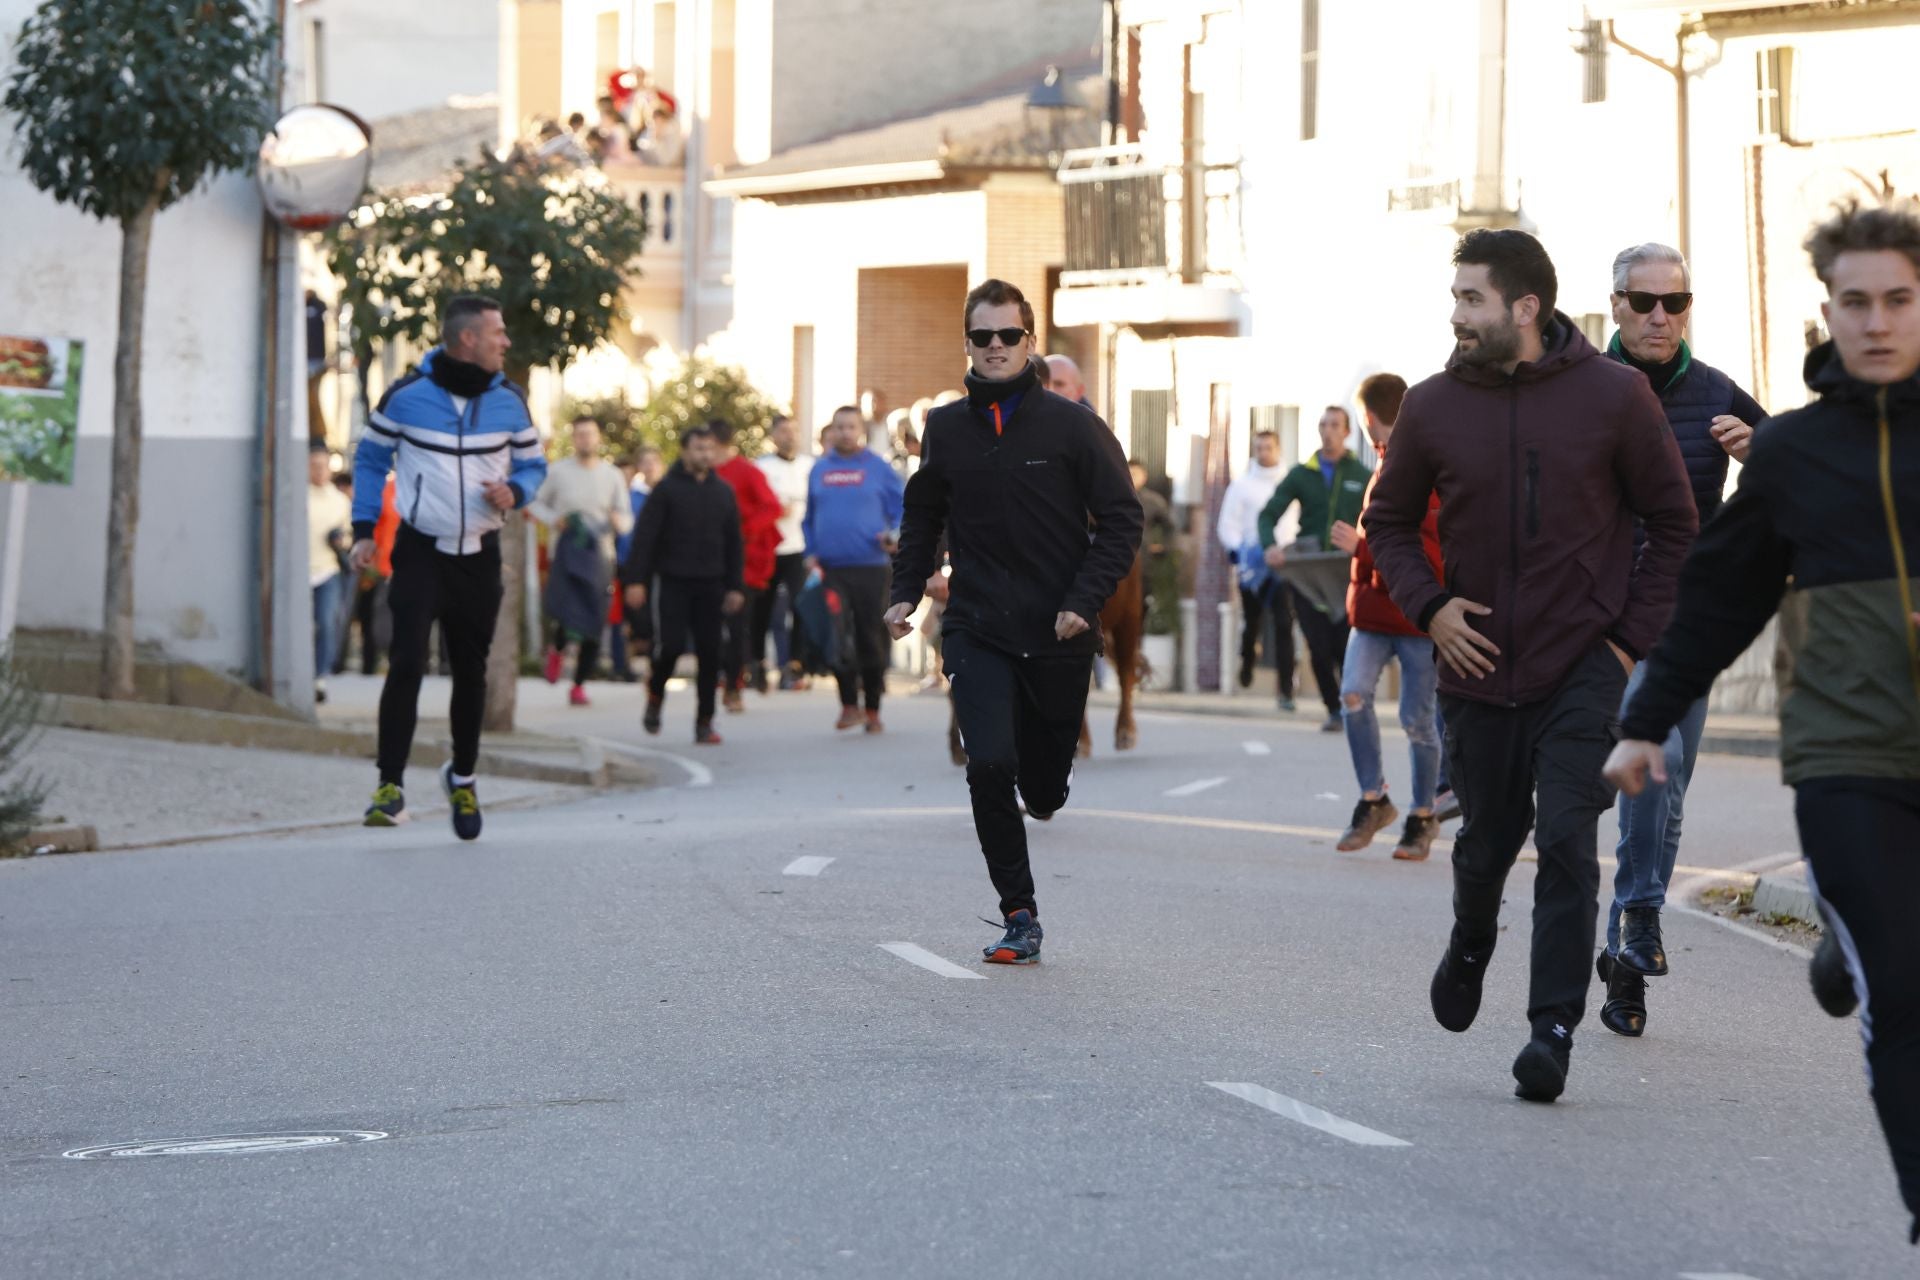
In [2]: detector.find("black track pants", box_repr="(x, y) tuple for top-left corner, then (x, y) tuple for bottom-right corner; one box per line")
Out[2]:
(649, 575), (725, 724)
(1439, 643), (1628, 1040)
(826, 564), (890, 712)
(378, 526), (502, 786)
(944, 631), (1094, 918)
(1796, 776), (1920, 1226)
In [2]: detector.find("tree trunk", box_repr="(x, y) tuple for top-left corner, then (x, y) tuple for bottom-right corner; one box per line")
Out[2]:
(100, 197), (159, 701)
(482, 361), (536, 733)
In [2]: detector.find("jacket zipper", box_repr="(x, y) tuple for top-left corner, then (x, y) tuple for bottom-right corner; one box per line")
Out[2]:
(1524, 449), (1540, 539)
(1504, 384), (1519, 706)
(1875, 386), (1920, 704)
(457, 393), (471, 551)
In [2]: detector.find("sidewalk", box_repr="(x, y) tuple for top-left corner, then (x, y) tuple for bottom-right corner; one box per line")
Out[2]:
(1089, 685), (1782, 758)
(26, 727), (587, 852)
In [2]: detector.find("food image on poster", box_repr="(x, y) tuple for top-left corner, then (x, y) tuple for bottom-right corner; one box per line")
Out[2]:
(0, 334), (81, 485)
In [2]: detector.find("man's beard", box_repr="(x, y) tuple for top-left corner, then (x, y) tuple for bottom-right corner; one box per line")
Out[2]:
(1454, 313), (1520, 367)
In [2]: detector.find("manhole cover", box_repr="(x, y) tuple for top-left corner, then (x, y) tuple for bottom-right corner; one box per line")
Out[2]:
(63, 1131), (387, 1159)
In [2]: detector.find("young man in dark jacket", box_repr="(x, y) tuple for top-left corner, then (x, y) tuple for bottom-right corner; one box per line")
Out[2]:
(1329, 373), (1446, 861)
(620, 425), (745, 745)
(1258, 407), (1371, 731)
(1607, 198), (1920, 1246)
(886, 279), (1143, 965)
(1365, 229), (1697, 1103)
(1593, 242), (1769, 1039)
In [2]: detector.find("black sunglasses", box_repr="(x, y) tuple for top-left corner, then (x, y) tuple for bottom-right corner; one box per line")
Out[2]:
(967, 327), (1030, 348)
(1618, 290), (1692, 315)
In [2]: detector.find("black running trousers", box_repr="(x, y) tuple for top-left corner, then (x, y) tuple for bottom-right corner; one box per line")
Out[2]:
(944, 630), (1094, 918)
(1439, 642), (1628, 1039)
(826, 563), (891, 711)
(1796, 776), (1920, 1225)
(378, 525), (502, 786)
(649, 574), (726, 723)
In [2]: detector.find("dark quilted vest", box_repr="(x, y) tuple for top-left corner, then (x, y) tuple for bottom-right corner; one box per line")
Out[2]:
(1658, 359), (1737, 522)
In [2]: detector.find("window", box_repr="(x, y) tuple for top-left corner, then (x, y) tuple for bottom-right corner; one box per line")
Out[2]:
(1577, 17), (1606, 104)
(1131, 389), (1172, 489)
(1757, 46), (1794, 139)
(1300, 0), (1320, 141)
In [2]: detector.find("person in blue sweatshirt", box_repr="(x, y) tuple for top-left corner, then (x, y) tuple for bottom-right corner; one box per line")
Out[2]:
(804, 405), (905, 732)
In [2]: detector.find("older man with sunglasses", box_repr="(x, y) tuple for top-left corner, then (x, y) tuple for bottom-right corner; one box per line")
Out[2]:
(1592, 242), (1768, 1040)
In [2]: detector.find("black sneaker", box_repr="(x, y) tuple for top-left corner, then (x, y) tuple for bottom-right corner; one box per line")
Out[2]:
(983, 909), (1043, 965)
(1596, 951), (1647, 1037)
(1513, 1027), (1572, 1102)
(1430, 937), (1493, 1032)
(1809, 930), (1857, 1017)
(439, 762), (482, 841)
(1337, 796), (1399, 852)
(1319, 713), (1343, 733)
(363, 782), (406, 826)
(1432, 788), (1461, 823)
(643, 694), (663, 736)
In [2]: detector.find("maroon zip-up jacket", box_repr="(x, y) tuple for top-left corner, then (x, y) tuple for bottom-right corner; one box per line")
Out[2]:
(1365, 316), (1698, 707)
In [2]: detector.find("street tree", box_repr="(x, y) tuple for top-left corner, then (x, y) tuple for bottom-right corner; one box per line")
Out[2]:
(326, 148), (648, 729)
(641, 357), (784, 461)
(3, 0), (277, 700)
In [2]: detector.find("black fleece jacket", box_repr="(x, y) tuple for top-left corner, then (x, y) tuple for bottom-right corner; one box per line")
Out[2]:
(891, 363), (1143, 657)
(619, 462), (743, 588)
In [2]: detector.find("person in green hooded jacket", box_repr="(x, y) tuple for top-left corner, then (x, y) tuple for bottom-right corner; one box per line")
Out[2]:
(1257, 405), (1372, 730)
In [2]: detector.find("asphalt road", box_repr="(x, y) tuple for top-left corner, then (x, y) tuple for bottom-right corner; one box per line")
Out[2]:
(1, 677), (1903, 1279)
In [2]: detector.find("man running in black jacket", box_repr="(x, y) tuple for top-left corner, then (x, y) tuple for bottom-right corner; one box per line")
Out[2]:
(887, 279), (1143, 965)
(621, 425), (745, 745)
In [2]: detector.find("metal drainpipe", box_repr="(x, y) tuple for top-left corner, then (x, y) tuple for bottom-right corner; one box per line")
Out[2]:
(253, 0), (293, 694)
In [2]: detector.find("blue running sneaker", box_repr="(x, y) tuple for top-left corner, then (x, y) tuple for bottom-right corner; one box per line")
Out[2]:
(982, 909), (1043, 965)
(439, 761), (482, 841)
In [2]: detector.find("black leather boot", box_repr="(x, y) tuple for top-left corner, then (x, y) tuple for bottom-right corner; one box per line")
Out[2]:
(1596, 951), (1647, 1037)
(1617, 906), (1669, 976)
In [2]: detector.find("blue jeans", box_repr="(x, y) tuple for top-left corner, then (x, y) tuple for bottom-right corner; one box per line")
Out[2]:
(312, 573), (347, 681)
(1606, 661), (1710, 951)
(1340, 628), (1441, 811)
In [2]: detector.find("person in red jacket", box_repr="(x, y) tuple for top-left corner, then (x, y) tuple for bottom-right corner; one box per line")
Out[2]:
(711, 418), (782, 711)
(1328, 373), (1447, 861)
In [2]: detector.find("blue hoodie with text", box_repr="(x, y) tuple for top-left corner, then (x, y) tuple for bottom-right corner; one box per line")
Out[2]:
(803, 448), (904, 568)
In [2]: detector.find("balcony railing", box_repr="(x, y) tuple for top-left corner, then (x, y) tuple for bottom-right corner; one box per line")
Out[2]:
(600, 159), (686, 265)
(1058, 144), (1241, 287)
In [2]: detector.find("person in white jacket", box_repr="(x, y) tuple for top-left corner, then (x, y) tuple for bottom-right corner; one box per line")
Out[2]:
(1215, 429), (1300, 707)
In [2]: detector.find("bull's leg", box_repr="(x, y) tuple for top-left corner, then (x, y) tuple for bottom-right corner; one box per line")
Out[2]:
(1077, 713), (1094, 758)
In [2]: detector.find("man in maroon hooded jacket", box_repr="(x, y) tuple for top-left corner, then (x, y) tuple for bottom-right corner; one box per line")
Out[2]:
(1364, 229), (1697, 1103)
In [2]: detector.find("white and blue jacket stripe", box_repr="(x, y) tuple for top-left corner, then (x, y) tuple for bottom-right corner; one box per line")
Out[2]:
(351, 348), (548, 556)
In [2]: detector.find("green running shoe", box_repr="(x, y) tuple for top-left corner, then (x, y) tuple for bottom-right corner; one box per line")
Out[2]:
(363, 783), (406, 826)
(439, 761), (482, 841)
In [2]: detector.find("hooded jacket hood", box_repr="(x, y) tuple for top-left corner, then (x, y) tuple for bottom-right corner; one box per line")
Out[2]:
(1804, 339), (1920, 410)
(1444, 313), (1597, 388)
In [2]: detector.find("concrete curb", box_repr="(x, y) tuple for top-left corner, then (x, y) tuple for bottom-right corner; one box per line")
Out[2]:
(11, 824), (99, 856)
(1752, 861), (1821, 928)
(39, 695), (654, 792)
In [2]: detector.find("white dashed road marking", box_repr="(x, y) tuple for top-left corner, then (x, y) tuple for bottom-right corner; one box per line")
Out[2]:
(1164, 777), (1229, 798)
(1206, 1082), (1411, 1147)
(877, 943), (987, 980)
(1241, 741), (1272, 756)
(783, 856), (835, 876)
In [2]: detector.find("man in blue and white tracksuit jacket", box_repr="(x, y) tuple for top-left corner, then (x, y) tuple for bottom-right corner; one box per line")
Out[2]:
(347, 296), (547, 838)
